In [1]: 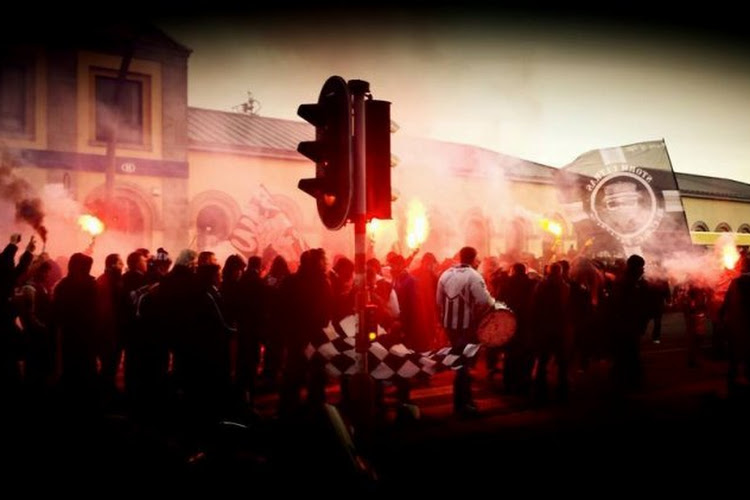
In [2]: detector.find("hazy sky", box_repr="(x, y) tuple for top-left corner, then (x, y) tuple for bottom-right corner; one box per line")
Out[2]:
(153, 6), (750, 184)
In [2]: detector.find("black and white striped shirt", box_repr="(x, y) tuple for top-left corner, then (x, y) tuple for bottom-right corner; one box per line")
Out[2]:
(436, 264), (495, 330)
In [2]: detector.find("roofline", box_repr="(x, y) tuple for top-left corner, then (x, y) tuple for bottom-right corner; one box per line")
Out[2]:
(188, 142), (307, 161)
(679, 191), (750, 203)
(676, 171), (750, 185)
(188, 106), (306, 125)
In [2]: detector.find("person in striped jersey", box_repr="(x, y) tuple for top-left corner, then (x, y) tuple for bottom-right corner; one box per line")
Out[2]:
(436, 246), (496, 418)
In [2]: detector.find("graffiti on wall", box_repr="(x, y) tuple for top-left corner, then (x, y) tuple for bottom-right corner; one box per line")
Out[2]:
(228, 185), (308, 266)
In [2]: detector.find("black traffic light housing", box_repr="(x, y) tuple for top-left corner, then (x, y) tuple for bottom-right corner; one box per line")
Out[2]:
(297, 76), (353, 230)
(365, 99), (392, 221)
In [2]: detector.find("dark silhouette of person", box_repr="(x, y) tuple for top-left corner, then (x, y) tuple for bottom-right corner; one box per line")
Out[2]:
(261, 254), (291, 390)
(682, 279), (710, 368)
(568, 257), (608, 371)
(151, 249), (198, 410)
(1, 233), (36, 395)
(95, 253), (125, 407)
(366, 257), (399, 330)
(120, 249), (150, 401)
(53, 252), (99, 410)
(187, 262), (235, 443)
(328, 255), (357, 414)
(384, 252), (418, 416)
(146, 247), (172, 284)
(412, 252), (442, 351)
(278, 248), (332, 418)
(720, 255), (750, 396)
(484, 266), (510, 379)
(220, 253), (246, 401)
(647, 274), (671, 344)
(609, 254), (652, 392)
(529, 262), (571, 403)
(388, 253), (422, 351)
(328, 255), (355, 323)
(497, 262), (537, 395)
(436, 246), (495, 418)
(16, 258), (56, 400)
(236, 256), (265, 410)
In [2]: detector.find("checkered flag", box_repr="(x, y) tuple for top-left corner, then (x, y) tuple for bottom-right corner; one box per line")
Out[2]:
(306, 315), (481, 381)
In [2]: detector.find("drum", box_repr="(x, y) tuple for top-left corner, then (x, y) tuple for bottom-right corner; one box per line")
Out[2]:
(477, 302), (517, 347)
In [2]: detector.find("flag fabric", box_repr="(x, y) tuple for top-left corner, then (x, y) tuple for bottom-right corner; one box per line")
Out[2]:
(555, 139), (692, 260)
(305, 314), (480, 381)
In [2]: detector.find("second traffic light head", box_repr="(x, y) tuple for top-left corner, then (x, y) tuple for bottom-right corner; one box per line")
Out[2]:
(365, 99), (393, 221)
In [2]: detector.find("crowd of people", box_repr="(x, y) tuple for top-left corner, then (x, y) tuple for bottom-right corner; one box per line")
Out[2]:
(2, 232), (750, 441)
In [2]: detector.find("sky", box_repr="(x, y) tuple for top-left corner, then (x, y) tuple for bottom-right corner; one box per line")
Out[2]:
(151, 5), (750, 184)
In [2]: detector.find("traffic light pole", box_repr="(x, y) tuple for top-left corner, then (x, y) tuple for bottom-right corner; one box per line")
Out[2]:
(350, 79), (369, 364)
(348, 79), (376, 436)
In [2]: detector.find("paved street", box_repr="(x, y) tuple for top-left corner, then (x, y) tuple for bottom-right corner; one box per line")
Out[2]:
(248, 311), (749, 494)
(4, 311), (749, 494)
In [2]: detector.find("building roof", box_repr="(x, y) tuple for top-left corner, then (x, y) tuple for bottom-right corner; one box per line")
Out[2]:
(188, 108), (311, 159)
(186, 109), (750, 198)
(675, 172), (750, 201)
(187, 108), (555, 177)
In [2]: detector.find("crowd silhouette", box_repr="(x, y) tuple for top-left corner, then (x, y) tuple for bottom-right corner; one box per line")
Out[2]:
(3, 232), (750, 467)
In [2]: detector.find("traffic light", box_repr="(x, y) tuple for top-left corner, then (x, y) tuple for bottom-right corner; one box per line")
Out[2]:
(365, 99), (392, 220)
(297, 76), (353, 230)
(357, 303), (379, 353)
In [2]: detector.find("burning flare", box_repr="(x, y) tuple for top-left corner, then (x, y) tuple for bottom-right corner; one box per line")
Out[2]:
(78, 214), (105, 236)
(720, 241), (740, 270)
(540, 218), (563, 237)
(406, 199), (429, 250)
(367, 218), (381, 236)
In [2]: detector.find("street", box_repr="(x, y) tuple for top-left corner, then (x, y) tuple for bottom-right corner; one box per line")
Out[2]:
(4, 311), (749, 494)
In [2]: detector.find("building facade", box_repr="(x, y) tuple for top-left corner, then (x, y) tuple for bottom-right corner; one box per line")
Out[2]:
(2, 23), (750, 271)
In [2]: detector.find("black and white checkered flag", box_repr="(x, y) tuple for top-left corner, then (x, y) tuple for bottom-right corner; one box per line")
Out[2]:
(305, 315), (480, 381)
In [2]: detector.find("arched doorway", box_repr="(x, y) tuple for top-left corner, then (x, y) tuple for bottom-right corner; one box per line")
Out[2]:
(86, 196), (144, 234)
(506, 217), (529, 258)
(461, 208), (490, 258)
(465, 217), (489, 257)
(84, 184), (154, 250)
(196, 204), (231, 250)
(189, 190), (241, 252)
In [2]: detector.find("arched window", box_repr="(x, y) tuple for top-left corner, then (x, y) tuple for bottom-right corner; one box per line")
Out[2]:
(459, 208), (490, 258)
(465, 217), (489, 257)
(691, 221), (709, 232)
(738, 224), (750, 234)
(506, 217), (528, 256)
(715, 222), (732, 232)
(421, 206), (453, 259)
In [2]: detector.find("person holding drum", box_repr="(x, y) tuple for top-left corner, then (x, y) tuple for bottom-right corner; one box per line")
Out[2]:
(436, 246), (497, 418)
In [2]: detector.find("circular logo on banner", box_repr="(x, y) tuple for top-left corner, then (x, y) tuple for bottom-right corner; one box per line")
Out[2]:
(589, 168), (664, 245)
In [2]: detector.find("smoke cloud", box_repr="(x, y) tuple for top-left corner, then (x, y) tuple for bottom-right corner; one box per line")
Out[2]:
(0, 153), (48, 242)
